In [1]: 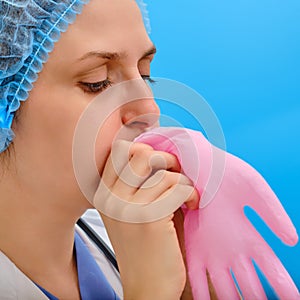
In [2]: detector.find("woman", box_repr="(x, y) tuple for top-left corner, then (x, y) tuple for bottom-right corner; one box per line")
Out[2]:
(0, 0), (200, 299)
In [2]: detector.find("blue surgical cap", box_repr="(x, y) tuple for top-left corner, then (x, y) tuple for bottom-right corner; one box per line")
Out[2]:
(0, 0), (151, 153)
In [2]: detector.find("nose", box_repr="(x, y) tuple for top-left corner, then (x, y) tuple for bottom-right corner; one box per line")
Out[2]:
(121, 99), (160, 130)
(120, 79), (160, 131)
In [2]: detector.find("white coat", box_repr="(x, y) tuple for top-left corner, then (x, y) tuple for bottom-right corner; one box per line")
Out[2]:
(0, 210), (123, 300)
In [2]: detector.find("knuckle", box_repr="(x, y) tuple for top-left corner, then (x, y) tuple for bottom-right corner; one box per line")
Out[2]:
(179, 173), (193, 185)
(155, 169), (167, 177)
(175, 184), (194, 196)
(150, 169), (168, 185)
(133, 148), (151, 161)
(112, 139), (131, 151)
(131, 142), (153, 153)
(165, 171), (191, 186)
(159, 170), (182, 185)
(129, 151), (153, 177)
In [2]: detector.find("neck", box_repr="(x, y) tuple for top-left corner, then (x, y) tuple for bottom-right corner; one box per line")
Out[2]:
(0, 172), (89, 283)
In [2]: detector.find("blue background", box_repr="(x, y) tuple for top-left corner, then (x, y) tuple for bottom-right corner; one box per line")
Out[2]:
(146, 0), (300, 295)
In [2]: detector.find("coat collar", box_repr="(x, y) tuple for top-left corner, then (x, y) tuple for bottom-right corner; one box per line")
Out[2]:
(0, 224), (123, 299)
(0, 250), (48, 300)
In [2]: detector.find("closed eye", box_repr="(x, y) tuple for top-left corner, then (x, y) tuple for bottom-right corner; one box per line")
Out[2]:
(78, 74), (156, 95)
(78, 79), (112, 94)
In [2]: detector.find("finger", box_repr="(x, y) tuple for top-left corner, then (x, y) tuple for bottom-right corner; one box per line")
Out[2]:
(156, 183), (198, 208)
(127, 147), (181, 178)
(113, 151), (181, 196)
(118, 142), (180, 187)
(208, 266), (240, 300)
(102, 140), (180, 189)
(130, 143), (181, 173)
(132, 171), (199, 209)
(230, 154), (298, 246)
(123, 184), (197, 223)
(253, 245), (300, 300)
(101, 139), (136, 188)
(95, 175), (197, 223)
(188, 265), (211, 300)
(232, 257), (267, 300)
(206, 270), (221, 300)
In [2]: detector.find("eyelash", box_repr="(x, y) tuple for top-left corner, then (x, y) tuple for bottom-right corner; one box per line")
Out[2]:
(141, 75), (156, 84)
(79, 79), (112, 94)
(79, 75), (156, 94)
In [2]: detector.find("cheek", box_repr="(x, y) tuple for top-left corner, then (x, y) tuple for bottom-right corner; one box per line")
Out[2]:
(18, 86), (88, 180)
(94, 110), (122, 175)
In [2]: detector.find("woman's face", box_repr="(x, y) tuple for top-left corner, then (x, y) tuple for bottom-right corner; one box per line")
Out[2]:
(11, 0), (159, 210)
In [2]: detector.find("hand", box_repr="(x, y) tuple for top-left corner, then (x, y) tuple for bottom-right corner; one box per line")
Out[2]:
(93, 140), (199, 299)
(136, 127), (299, 300)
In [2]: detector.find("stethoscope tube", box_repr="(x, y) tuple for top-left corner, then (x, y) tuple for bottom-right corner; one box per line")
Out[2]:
(77, 218), (119, 272)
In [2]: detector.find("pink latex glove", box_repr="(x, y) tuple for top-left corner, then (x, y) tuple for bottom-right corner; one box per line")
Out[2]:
(136, 127), (299, 300)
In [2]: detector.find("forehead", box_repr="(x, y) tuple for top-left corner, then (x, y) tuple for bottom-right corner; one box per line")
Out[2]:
(53, 0), (152, 60)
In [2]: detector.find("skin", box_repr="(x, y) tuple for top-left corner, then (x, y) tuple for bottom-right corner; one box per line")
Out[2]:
(0, 0), (201, 299)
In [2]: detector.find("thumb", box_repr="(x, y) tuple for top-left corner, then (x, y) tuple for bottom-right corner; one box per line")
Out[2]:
(230, 154), (298, 246)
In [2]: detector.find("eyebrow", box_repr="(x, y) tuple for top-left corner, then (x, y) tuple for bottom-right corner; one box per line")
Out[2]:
(77, 45), (157, 62)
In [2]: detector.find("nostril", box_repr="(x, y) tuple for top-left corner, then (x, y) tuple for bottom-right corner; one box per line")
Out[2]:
(121, 97), (160, 130)
(126, 120), (149, 129)
(118, 113), (160, 142)
(122, 110), (159, 125)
